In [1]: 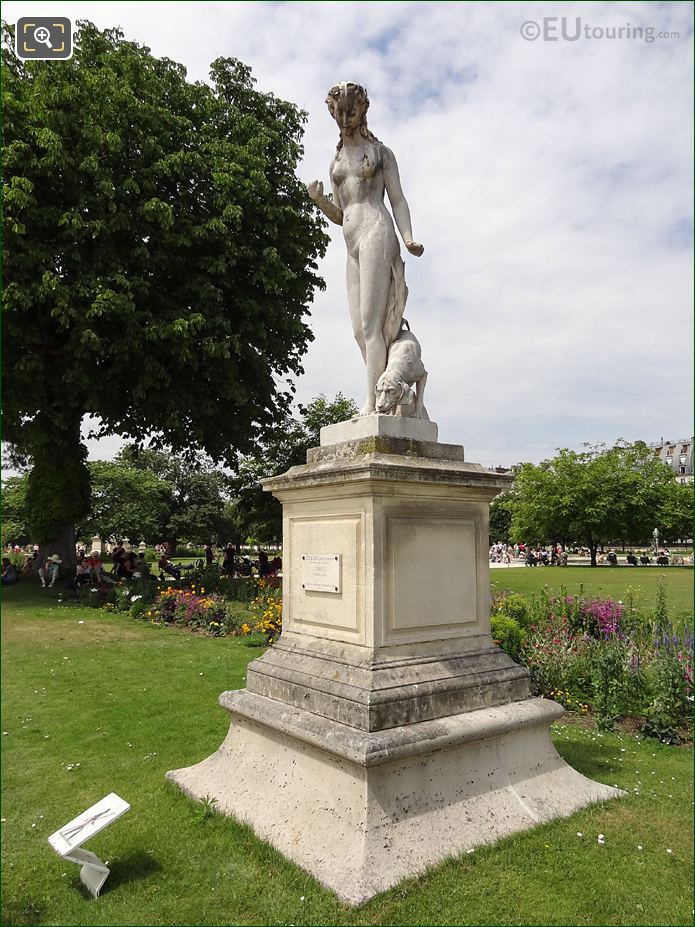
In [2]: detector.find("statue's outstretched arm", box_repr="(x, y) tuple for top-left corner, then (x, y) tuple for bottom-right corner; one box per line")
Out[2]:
(383, 147), (424, 256)
(306, 177), (343, 226)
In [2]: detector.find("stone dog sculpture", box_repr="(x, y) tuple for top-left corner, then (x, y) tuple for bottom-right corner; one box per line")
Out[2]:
(374, 322), (429, 420)
(307, 81), (424, 417)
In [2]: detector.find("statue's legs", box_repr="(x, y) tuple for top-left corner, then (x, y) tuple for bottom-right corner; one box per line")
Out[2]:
(346, 255), (366, 364)
(357, 233), (397, 414)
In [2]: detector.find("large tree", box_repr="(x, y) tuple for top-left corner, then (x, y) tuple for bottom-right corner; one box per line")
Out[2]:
(508, 442), (688, 564)
(2, 21), (327, 568)
(76, 460), (172, 545)
(231, 393), (359, 543)
(117, 446), (233, 551)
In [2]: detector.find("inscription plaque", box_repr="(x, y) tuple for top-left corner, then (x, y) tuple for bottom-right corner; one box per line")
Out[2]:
(302, 553), (342, 593)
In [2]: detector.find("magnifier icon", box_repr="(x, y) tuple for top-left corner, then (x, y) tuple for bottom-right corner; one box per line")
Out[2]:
(34, 25), (53, 49)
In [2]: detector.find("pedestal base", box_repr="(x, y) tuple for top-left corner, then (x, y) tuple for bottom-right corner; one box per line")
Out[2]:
(167, 693), (623, 905)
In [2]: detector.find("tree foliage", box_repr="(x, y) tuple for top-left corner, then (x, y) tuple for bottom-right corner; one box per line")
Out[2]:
(489, 495), (513, 545)
(1, 475), (30, 545)
(2, 21), (328, 563)
(117, 446), (233, 549)
(76, 460), (172, 544)
(231, 393), (359, 542)
(507, 442), (690, 564)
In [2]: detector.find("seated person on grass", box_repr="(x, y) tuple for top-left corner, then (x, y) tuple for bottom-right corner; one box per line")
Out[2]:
(121, 551), (138, 580)
(157, 554), (181, 581)
(88, 551), (115, 585)
(135, 554), (151, 579)
(22, 551), (39, 574)
(39, 554), (62, 588)
(1, 558), (18, 585)
(74, 557), (92, 589)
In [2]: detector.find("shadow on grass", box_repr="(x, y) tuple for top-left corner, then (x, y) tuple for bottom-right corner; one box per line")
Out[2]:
(99, 850), (162, 895)
(555, 737), (623, 782)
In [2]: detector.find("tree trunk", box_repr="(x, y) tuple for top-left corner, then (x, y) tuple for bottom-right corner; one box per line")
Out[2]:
(166, 538), (178, 557)
(25, 415), (90, 575)
(590, 544), (598, 567)
(38, 523), (77, 575)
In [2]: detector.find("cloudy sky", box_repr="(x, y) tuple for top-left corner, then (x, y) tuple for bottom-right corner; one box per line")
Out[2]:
(6, 0), (693, 467)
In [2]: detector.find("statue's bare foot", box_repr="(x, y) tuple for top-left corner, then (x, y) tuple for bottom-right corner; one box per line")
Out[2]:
(358, 404), (376, 417)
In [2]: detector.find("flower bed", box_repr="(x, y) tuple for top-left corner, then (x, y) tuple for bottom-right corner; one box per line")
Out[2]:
(491, 583), (693, 742)
(97, 575), (283, 644)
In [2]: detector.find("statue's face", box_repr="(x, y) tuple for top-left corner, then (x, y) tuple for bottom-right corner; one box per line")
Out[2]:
(326, 84), (368, 135)
(334, 98), (364, 133)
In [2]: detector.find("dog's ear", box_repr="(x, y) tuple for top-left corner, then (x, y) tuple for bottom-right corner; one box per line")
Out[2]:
(398, 382), (414, 403)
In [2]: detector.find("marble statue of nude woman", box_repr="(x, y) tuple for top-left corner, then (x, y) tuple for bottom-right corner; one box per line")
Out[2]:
(307, 82), (424, 415)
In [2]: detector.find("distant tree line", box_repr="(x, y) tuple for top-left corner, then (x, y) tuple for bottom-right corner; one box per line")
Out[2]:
(489, 441), (693, 565)
(2, 394), (357, 552)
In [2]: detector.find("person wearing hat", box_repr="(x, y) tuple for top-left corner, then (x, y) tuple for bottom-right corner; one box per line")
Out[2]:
(38, 554), (62, 588)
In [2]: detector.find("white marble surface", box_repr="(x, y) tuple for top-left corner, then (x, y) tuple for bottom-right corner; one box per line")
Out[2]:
(320, 413), (438, 445)
(307, 82), (424, 415)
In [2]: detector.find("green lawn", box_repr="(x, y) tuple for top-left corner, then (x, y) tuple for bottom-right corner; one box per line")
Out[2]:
(491, 566), (694, 619)
(2, 582), (693, 926)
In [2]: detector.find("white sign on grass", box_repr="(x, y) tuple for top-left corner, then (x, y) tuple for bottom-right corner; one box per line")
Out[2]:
(48, 792), (130, 897)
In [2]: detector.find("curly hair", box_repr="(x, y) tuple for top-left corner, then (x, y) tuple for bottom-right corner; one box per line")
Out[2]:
(326, 82), (380, 151)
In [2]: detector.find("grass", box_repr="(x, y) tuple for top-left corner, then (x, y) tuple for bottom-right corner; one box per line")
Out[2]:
(491, 565), (694, 620)
(2, 581), (693, 926)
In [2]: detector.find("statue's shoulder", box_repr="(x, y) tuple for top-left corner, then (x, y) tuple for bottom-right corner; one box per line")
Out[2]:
(379, 143), (397, 167)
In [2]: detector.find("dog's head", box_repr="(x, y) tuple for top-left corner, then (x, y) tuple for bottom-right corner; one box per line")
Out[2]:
(375, 373), (414, 414)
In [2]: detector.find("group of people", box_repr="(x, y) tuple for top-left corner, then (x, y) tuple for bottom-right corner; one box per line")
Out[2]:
(218, 545), (282, 578)
(488, 541), (693, 568)
(488, 542), (568, 567)
(110, 543), (151, 580)
(2, 538), (286, 591)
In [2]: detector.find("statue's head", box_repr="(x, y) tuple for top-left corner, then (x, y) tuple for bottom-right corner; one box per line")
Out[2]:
(326, 82), (370, 137)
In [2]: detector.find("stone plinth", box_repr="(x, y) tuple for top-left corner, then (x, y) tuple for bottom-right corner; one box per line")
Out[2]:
(167, 420), (623, 904)
(320, 414), (438, 445)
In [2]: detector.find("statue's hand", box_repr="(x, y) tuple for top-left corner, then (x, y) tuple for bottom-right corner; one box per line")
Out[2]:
(306, 180), (324, 201)
(405, 240), (424, 257)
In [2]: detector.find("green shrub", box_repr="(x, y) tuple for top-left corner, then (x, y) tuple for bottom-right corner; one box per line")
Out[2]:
(129, 599), (148, 619)
(653, 577), (669, 633)
(180, 566), (260, 603)
(6, 551), (29, 568)
(497, 592), (531, 627)
(588, 641), (627, 732)
(180, 546), (207, 558)
(222, 606), (248, 635)
(490, 614), (526, 662)
(643, 627), (694, 743)
(520, 615), (593, 703)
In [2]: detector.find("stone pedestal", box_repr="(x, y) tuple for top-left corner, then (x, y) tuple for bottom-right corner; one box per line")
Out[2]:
(167, 417), (623, 904)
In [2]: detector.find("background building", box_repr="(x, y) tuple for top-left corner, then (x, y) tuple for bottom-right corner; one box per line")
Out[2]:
(649, 437), (694, 484)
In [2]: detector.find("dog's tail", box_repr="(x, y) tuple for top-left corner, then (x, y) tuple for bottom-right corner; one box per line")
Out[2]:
(401, 318), (411, 331)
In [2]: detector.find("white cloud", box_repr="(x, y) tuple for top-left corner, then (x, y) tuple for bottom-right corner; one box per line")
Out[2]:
(4, 0), (693, 467)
